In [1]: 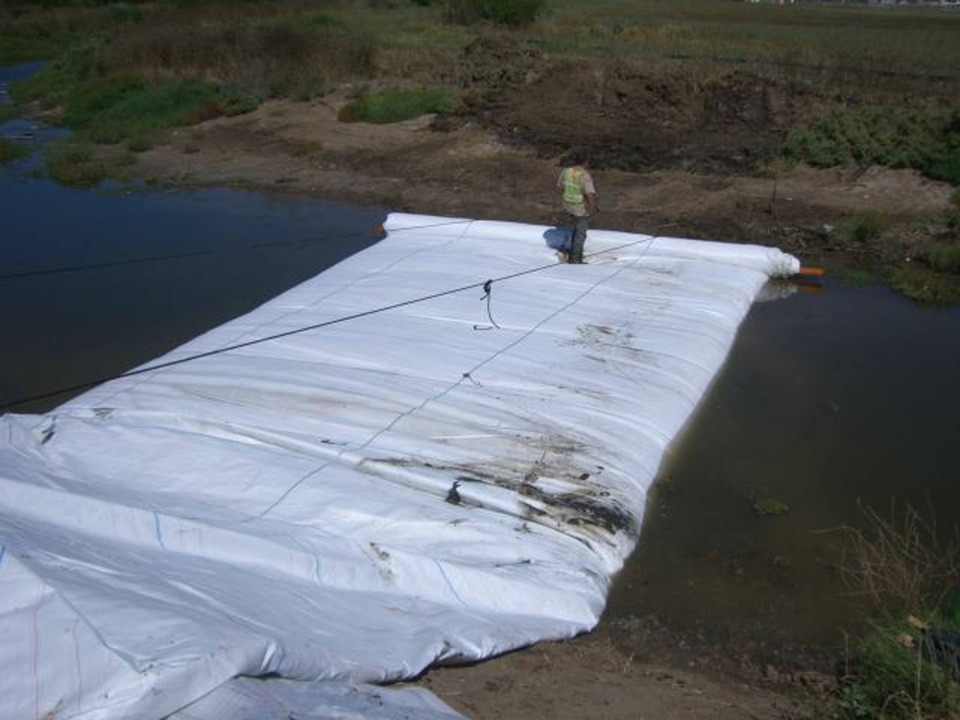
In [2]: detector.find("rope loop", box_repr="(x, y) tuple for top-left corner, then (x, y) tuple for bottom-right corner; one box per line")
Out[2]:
(473, 278), (500, 331)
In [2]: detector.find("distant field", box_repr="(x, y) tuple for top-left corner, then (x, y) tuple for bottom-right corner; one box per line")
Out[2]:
(535, 0), (960, 92)
(2, 0), (958, 97)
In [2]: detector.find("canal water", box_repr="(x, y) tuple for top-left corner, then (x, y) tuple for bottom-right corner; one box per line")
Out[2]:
(605, 279), (960, 653)
(3, 63), (958, 654)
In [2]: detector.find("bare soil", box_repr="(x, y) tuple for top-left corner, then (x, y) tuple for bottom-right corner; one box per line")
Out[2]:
(119, 48), (958, 718)
(129, 42), (955, 285)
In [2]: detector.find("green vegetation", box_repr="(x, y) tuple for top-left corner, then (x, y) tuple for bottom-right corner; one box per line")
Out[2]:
(338, 87), (454, 124)
(916, 242), (960, 274)
(0, 137), (30, 164)
(831, 503), (960, 719)
(1, 0), (958, 197)
(835, 617), (960, 720)
(783, 107), (960, 185)
(891, 263), (960, 305)
(43, 137), (107, 187)
(846, 213), (888, 244)
(752, 497), (790, 517)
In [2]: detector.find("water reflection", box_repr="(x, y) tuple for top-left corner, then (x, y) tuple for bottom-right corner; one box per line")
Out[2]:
(607, 279), (960, 649)
(1, 64), (385, 411)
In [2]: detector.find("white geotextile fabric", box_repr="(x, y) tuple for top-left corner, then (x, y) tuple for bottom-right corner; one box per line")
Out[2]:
(0, 214), (799, 719)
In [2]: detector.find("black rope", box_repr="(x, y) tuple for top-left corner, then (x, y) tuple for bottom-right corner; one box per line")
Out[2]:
(1, 234), (657, 412)
(473, 278), (500, 331)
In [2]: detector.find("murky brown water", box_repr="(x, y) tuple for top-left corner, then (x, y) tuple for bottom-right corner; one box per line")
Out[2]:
(606, 280), (960, 654)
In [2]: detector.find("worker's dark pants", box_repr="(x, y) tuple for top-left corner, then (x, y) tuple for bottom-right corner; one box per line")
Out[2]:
(568, 214), (589, 263)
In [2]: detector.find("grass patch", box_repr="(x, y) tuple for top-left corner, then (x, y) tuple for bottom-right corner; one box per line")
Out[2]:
(835, 616), (960, 720)
(916, 242), (960, 274)
(0, 104), (18, 123)
(846, 213), (888, 244)
(43, 137), (106, 187)
(69, 77), (224, 143)
(338, 87), (454, 124)
(0, 138), (31, 164)
(41, 73), (260, 144)
(783, 107), (960, 184)
(830, 502), (960, 719)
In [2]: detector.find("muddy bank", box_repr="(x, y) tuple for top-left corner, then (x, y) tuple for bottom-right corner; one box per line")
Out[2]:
(113, 42), (956, 290)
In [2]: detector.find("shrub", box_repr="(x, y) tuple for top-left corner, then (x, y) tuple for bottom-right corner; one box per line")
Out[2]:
(847, 213), (887, 244)
(71, 78), (222, 143)
(835, 502), (958, 614)
(916, 242), (960, 274)
(218, 88), (261, 117)
(338, 87), (454, 124)
(783, 106), (960, 184)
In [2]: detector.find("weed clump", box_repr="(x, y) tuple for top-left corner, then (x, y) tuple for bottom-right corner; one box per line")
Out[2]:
(783, 107), (960, 185)
(846, 213), (888, 244)
(830, 503), (960, 719)
(835, 615), (960, 720)
(338, 87), (454, 124)
(44, 137), (107, 187)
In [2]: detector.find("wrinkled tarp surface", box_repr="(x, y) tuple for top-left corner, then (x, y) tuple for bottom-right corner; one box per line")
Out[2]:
(0, 214), (799, 719)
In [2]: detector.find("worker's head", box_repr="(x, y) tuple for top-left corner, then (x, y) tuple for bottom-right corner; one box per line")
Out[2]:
(566, 150), (589, 168)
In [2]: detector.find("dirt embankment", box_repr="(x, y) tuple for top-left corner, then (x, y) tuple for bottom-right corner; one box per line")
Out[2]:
(119, 41), (957, 718)
(130, 36), (955, 285)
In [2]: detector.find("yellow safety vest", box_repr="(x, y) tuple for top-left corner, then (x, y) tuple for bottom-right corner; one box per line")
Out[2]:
(561, 167), (585, 205)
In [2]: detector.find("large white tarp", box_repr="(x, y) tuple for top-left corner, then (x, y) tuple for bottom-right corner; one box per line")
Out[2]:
(0, 214), (799, 719)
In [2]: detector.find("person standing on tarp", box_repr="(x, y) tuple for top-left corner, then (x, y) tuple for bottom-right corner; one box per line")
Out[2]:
(557, 153), (598, 264)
